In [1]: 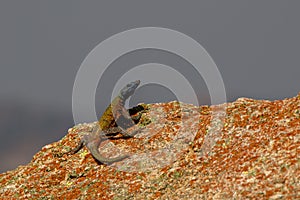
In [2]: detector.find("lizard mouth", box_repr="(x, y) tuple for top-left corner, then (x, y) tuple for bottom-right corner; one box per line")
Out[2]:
(129, 80), (140, 90)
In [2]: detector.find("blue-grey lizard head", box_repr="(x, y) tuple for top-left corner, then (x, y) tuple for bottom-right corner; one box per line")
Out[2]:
(119, 80), (140, 100)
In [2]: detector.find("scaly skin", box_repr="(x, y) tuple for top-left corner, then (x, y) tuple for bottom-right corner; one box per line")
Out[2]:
(99, 80), (141, 136)
(71, 80), (142, 164)
(72, 127), (129, 164)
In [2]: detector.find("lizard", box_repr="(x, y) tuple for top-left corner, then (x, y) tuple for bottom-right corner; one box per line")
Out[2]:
(71, 80), (143, 164)
(99, 80), (144, 137)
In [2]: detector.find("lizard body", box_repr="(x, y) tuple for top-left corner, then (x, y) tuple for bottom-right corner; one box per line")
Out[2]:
(99, 80), (141, 137)
(71, 80), (142, 164)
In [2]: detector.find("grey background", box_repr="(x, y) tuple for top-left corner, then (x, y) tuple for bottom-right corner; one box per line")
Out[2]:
(0, 1), (299, 173)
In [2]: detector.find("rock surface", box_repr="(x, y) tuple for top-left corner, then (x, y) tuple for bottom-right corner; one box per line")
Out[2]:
(1, 94), (299, 199)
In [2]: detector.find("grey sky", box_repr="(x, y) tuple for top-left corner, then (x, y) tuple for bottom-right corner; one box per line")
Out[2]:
(0, 1), (299, 172)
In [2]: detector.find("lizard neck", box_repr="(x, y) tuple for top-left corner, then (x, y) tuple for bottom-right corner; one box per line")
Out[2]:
(118, 94), (127, 104)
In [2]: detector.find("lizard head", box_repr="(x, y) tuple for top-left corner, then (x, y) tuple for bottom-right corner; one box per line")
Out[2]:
(119, 80), (140, 100)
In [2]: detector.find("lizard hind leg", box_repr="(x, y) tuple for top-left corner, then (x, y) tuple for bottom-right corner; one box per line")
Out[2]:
(70, 130), (95, 154)
(84, 133), (129, 164)
(118, 125), (144, 138)
(71, 139), (84, 154)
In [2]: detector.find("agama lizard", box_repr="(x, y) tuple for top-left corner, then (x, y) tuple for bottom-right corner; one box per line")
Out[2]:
(71, 80), (143, 164)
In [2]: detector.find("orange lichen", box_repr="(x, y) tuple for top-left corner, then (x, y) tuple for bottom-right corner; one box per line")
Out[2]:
(1, 94), (300, 199)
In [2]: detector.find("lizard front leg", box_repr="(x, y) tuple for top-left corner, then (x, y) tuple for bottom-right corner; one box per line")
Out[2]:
(105, 125), (144, 138)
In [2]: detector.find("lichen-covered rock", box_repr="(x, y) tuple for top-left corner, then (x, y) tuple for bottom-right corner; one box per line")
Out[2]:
(0, 93), (299, 199)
